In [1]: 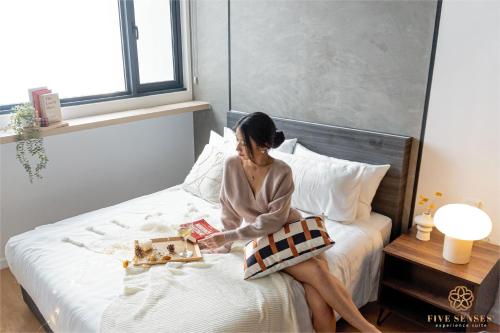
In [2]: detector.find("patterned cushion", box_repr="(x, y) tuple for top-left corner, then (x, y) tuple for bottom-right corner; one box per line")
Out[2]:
(243, 216), (335, 280)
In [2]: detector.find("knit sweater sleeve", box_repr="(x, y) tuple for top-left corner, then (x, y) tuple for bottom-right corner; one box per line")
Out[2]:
(224, 168), (294, 242)
(219, 158), (243, 237)
(218, 159), (243, 249)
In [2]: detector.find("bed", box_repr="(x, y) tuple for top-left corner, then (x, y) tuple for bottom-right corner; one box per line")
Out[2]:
(6, 110), (412, 332)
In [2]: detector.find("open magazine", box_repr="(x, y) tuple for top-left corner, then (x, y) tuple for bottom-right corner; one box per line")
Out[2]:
(180, 219), (220, 241)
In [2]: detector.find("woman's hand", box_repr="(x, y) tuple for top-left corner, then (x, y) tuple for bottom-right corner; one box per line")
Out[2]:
(199, 232), (227, 250)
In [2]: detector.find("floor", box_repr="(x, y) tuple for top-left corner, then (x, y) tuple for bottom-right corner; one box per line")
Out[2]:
(0, 268), (497, 333)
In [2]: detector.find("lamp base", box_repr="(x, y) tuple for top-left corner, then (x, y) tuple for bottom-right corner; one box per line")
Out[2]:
(443, 235), (473, 264)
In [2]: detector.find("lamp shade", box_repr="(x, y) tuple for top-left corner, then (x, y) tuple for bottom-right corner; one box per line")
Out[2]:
(434, 204), (492, 241)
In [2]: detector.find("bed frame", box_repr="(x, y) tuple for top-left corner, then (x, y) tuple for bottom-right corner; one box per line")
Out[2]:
(228, 110), (413, 241)
(22, 110), (413, 332)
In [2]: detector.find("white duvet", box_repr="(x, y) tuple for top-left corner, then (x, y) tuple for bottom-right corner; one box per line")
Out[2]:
(5, 185), (391, 333)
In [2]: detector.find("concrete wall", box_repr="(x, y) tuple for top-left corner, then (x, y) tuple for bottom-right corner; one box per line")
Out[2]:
(0, 113), (194, 267)
(192, 0), (438, 230)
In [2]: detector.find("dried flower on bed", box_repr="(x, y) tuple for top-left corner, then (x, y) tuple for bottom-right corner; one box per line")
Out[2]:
(162, 255), (172, 261)
(167, 244), (175, 254)
(148, 253), (158, 262)
(122, 260), (129, 268)
(135, 245), (144, 258)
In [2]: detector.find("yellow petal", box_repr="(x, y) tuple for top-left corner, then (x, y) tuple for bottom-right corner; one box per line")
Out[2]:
(422, 198), (429, 202)
(435, 192), (443, 197)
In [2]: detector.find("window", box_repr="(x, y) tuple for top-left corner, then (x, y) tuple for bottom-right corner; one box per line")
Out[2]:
(0, 0), (183, 113)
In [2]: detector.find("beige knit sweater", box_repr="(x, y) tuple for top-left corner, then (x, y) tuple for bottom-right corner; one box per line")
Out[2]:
(220, 155), (302, 247)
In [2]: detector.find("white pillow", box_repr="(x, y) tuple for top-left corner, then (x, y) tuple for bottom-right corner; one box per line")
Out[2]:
(182, 144), (224, 203)
(294, 143), (390, 220)
(223, 127), (297, 154)
(209, 130), (224, 147)
(223, 127), (238, 154)
(271, 150), (364, 222)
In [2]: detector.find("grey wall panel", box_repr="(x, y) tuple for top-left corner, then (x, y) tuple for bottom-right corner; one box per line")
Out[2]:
(231, 0), (436, 138)
(192, 0), (229, 157)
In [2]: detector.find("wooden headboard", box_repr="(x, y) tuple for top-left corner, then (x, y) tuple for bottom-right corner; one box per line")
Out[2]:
(227, 110), (413, 241)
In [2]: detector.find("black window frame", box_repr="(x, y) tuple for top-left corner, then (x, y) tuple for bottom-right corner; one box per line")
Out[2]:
(0, 0), (184, 114)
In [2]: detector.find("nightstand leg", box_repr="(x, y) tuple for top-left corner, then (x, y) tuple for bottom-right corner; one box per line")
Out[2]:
(376, 307), (392, 326)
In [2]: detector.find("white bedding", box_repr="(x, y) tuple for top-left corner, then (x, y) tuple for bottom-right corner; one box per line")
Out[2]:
(5, 185), (391, 332)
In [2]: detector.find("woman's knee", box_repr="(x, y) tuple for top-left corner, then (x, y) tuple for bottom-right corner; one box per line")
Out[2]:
(310, 257), (331, 281)
(284, 257), (330, 284)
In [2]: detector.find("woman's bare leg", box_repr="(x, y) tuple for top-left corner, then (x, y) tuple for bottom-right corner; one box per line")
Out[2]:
(303, 283), (336, 332)
(284, 257), (380, 333)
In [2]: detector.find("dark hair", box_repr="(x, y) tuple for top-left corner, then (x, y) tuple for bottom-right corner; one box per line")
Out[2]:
(234, 112), (285, 160)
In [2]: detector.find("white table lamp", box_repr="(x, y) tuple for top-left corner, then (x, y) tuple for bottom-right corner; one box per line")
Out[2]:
(434, 204), (492, 264)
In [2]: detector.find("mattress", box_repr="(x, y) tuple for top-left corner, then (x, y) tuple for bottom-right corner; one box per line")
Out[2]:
(5, 185), (391, 332)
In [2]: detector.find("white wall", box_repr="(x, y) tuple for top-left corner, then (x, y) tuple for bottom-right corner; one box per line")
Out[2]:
(415, 0), (499, 323)
(0, 112), (194, 267)
(416, 0), (500, 243)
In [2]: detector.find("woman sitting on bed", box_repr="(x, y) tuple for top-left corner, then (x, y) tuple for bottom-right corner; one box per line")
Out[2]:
(199, 112), (381, 333)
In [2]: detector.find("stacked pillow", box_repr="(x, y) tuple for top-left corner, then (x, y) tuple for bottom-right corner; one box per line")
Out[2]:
(183, 130), (388, 221)
(270, 150), (364, 222)
(293, 143), (390, 220)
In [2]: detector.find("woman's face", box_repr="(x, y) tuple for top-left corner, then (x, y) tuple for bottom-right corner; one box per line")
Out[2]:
(235, 127), (258, 161)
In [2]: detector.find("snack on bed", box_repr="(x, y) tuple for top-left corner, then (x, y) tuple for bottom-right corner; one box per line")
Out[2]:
(162, 255), (172, 261)
(138, 239), (153, 251)
(148, 253), (158, 262)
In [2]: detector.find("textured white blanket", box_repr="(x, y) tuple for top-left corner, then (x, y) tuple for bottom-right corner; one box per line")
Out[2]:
(101, 252), (307, 333)
(55, 191), (310, 333)
(6, 186), (388, 332)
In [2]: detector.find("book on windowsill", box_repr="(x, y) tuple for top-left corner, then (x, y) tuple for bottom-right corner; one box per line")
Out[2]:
(180, 219), (220, 242)
(39, 92), (62, 124)
(28, 87), (51, 119)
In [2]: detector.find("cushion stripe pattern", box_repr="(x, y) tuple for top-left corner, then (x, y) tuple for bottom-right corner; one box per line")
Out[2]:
(243, 216), (335, 280)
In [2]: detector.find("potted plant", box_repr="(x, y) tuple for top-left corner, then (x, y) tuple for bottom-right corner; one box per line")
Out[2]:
(7, 103), (49, 182)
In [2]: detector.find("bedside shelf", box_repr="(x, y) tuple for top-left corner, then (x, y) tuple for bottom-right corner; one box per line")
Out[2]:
(380, 285), (461, 332)
(381, 277), (469, 316)
(377, 227), (499, 333)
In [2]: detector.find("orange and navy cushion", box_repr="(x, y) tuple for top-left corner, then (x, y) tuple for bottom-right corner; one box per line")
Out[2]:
(243, 215), (335, 280)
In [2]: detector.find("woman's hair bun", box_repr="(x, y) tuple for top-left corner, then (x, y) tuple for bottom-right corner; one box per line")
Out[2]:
(272, 130), (285, 148)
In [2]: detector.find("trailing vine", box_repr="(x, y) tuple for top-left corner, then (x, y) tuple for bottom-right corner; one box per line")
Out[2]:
(8, 103), (49, 182)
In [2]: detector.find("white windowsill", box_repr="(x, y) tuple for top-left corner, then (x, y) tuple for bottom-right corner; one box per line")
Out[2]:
(0, 101), (209, 144)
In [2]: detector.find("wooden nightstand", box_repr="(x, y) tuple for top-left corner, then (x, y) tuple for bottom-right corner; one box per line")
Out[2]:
(377, 227), (499, 332)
